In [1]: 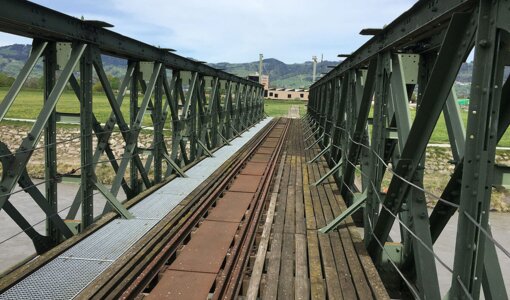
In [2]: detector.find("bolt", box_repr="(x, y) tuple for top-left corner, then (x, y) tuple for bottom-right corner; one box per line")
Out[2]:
(479, 40), (489, 47)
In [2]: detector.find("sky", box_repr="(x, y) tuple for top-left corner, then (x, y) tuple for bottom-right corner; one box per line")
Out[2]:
(0, 0), (417, 64)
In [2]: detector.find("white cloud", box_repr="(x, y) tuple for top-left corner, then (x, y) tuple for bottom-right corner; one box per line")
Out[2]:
(109, 0), (416, 63)
(2, 0), (417, 63)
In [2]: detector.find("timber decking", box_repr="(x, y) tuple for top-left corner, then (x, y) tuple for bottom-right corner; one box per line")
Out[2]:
(243, 118), (389, 300)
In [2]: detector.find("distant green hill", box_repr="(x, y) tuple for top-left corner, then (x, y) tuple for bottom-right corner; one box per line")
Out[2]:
(0, 44), (127, 79)
(0, 43), (493, 95)
(0, 44), (337, 89)
(209, 58), (338, 89)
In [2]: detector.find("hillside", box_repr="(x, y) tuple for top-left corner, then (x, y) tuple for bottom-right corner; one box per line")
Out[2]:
(209, 58), (337, 89)
(0, 44), (127, 79)
(0, 43), (482, 95)
(0, 44), (337, 89)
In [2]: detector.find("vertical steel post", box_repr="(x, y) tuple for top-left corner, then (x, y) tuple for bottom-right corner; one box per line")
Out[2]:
(130, 61), (139, 194)
(80, 46), (94, 229)
(153, 69), (164, 183)
(43, 42), (58, 240)
(451, 1), (504, 298)
(365, 54), (387, 246)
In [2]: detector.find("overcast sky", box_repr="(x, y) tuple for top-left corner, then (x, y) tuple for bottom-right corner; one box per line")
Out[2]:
(1, 0), (416, 63)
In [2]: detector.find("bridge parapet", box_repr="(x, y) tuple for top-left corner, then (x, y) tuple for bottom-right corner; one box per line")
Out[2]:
(308, 0), (510, 298)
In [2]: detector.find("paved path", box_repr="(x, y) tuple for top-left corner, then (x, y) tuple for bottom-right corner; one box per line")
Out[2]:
(287, 105), (300, 119)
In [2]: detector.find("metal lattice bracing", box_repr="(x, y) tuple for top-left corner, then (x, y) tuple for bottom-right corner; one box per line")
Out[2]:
(0, 0), (264, 256)
(307, 0), (509, 299)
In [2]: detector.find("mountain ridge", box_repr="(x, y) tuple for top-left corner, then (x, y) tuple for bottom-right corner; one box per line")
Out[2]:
(0, 43), (476, 95)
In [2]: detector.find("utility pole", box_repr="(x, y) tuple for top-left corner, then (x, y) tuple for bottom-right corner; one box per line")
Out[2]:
(312, 56), (318, 82)
(259, 53), (263, 84)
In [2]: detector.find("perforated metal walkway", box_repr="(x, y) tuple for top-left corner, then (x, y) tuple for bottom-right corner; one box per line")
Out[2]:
(0, 118), (272, 300)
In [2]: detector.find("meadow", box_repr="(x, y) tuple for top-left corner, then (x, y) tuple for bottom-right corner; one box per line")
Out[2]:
(1, 88), (509, 147)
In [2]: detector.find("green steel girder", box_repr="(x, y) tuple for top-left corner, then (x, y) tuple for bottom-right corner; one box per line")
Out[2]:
(0, 40), (47, 122)
(79, 45), (94, 228)
(44, 41), (59, 242)
(309, 0), (510, 299)
(0, 43), (87, 211)
(0, 1), (264, 255)
(312, 0), (475, 88)
(339, 58), (377, 201)
(450, 1), (508, 297)
(366, 10), (477, 257)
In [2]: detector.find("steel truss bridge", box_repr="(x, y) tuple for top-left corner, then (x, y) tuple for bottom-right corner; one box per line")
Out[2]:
(0, 0), (507, 299)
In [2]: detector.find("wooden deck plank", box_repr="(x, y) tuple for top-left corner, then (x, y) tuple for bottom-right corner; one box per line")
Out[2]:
(295, 233), (310, 300)
(284, 155), (297, 234)
(307, 231), (327, 300)
(301, 135), (346, 300)
(307, 148), (372, 298)
(246, 152), (287, 300)
(263, 232), (283, 300)
(244, 119), (389, 300)
(307, 125), (388, 300)
(278, 232), (296, 300)
(295, 153), (306, 236)
(278, 129), (298, 300)
(302, 167), (325, 299)
(302, 166), (317, 230)
(323, 183), (385, 300)
(306, 156), (362, 299)
(293, 134), (310, 300)
(263, 151), (292, 300)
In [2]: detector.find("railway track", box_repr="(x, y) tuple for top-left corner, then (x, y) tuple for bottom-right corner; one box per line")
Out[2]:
(72, 118), (289, 299)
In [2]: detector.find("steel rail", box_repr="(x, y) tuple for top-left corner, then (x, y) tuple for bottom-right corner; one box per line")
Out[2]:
(76, 119), (280, 298)
(0, 118), (264, 293)
(213, 119), (290, 299)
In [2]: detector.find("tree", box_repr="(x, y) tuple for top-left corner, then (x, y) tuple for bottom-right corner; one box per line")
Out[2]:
(92, 75), (120, 92)
(0, 73), (15, 87)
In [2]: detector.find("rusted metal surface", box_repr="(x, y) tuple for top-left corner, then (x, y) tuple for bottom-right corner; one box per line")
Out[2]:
(169, 220), (240, 273)
(67, 119), (290, 300)
(261, 140), (278, 148)
(207, 192), (254, 223)
(250, 153), (272, 163)
(213, 120), (290, 300)
(91, 120), (281, 299)
(229, 175), (263, 193)
(142, 119), (290, 300)
(241, 163), (267, 176)
(265, 136), (280, 141)
(145, 270), (216, 300)
(256, 147), (275, 154)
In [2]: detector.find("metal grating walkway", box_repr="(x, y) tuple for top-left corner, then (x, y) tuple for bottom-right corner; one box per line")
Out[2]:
(0, 118), (272, 300)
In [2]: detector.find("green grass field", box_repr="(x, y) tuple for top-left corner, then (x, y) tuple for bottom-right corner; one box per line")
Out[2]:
(1, 88), (509, 146)
(264, 99), (306, 117)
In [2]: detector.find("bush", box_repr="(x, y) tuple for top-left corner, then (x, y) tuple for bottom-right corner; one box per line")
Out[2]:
(0, 72), (15, 87)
